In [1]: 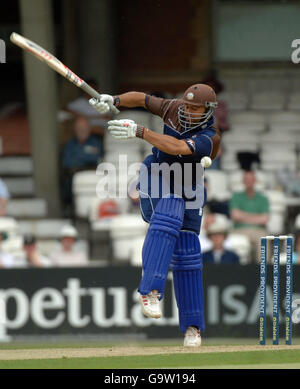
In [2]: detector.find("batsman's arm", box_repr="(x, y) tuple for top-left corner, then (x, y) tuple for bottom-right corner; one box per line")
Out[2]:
(142, 128), (192, 156)
(113, 92), (146, 108)
(107, 119), (216, 157)
(107, 119), (191, 155)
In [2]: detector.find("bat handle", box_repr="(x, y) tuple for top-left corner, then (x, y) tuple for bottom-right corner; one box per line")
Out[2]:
(108, 102), (120, 115)
(82, 82), (120, 114)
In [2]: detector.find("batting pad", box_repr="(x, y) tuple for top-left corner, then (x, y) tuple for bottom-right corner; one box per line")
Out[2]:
(138, 196), (185, 298)
(171, 230), (205, 332)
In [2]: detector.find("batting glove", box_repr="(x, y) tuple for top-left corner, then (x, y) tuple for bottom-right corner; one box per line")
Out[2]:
(108, 119), (137, 139)
(89, 94), (120, 115)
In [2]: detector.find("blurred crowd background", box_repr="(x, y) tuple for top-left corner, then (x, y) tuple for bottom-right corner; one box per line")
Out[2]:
(1, 0), (300, 269)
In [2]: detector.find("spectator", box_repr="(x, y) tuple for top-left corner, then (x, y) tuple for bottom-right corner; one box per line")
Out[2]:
(202, 69), (229, 133)
(61, 116), (102, 214)
(230, 170), (269, 263)
(0, 178), (10, 216)
(50, 225), (88, 267)
(65, 78), (110, 139)
(22, 234), (51, 267)
(0, 230), (15, 268)
(203, 213), (240, 264)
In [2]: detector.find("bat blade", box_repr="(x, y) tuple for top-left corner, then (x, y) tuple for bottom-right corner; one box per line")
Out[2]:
(10, 32), (83, 88)
(10, 32), (119, 113)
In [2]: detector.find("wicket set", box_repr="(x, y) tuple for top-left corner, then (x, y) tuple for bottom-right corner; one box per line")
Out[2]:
(259, 235), (293, 345)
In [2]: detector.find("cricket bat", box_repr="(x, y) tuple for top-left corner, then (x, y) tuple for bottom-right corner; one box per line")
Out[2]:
(10, 32), (119, 114)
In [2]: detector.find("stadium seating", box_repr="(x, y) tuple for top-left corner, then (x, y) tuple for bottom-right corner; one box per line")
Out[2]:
(225, 233), (252, 264)
(218, 91), (249, 110)
(0, 156), (33, 175)
(104, 134), (142, 153)
(205, 170), (231, 201)
(229, 111), (267, 132)
(17, 219), (72, 239)
(109, 214), (148, 262)
(268, 111), (300, 132)
(151, 115), (164, 134)
(6, 198), (47, 218)
(260, 149), (297, 171)
(265, 190), (287, 234)
(287, 92), (300, 110)
(249, 91), (286, 111)
(2, 177), (34, 197)
(260, 131), (297, 150)
(222, 131), (259, 154)
(103, 151), (143, 167)
(220, 151), (240, 171)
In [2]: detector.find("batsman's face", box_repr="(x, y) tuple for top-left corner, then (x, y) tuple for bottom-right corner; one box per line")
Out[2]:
(184, 104), (206, 124)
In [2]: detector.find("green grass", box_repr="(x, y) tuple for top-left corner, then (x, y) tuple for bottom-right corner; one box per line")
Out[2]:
(1, 349), (300, 369)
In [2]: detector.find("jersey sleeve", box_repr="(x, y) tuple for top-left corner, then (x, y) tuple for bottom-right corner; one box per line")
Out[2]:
(183, 133), (213, 160)
(145, 94), (173, 119)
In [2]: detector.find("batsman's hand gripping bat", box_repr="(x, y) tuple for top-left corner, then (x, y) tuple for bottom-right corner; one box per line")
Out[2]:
(10, 32), (120, 114)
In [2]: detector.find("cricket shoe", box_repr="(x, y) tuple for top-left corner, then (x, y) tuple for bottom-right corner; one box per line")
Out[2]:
(183, 326), (202, 347)
(138, 290), (162, 319)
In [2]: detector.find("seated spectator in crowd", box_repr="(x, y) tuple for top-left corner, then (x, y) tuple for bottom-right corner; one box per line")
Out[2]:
(203, 214), (240, 264)
(230, 170), (269, 263)
(202, 69), (229, 133)
(65, 78), (111, 140)
(0, 178), (10, 216)
(61, 116), (102, 214)
(50, 225), (88, 267)
(0, 230), (15, 268)
(22, 234), (51, 267)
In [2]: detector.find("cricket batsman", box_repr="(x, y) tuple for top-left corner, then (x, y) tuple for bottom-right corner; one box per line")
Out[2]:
(90, 84), (221, 347)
